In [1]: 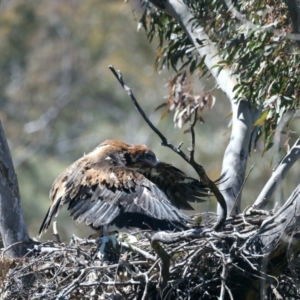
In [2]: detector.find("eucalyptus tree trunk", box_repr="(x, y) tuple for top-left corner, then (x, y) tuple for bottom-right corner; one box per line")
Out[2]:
(149, 0), (255, 216)
(147, 0), (300, 298)
(0, 121), (31, 257)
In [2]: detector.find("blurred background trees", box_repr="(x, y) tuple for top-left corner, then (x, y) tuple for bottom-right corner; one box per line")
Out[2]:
(0, 0), (299, 242)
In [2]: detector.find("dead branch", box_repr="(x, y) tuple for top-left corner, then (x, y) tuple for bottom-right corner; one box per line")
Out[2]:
(108, 65), (227, 231)
(254, 137), (300, 209)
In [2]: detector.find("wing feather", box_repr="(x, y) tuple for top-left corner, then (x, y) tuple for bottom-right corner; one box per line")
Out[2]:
(39, 157), (191, 235)
(139, 162), (222, 210)
(69, 198), (94, 220)
(90, 203), (117, 225)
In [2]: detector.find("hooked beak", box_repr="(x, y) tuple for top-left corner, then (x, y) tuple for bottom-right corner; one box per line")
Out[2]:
(143, 157), (160, 167)
(153, 159), (160, 167)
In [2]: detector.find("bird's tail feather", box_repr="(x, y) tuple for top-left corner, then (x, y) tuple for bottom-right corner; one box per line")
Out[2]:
(38, 199), (61, 237)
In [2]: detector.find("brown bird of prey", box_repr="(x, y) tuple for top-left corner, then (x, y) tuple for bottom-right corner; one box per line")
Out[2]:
(39, 140), (211, 238)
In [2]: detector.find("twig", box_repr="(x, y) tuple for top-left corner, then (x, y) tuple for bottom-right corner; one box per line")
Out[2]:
(3, 217), (298, 300)
(169, 241), (191, 255)
(79, 280), (143, 286)
(206, 239), (230, 300)
(120, 242), (156, 261)
(108, 65), (227, 231)
(146, 259), (160, 276)
(225, 283), (234, 300)
(188, 106), (199, 162)
(48, 258), (67, 283)
(150, 237), (170, 294)
(109, 65), (168, 145)
(141, 273), (149, 300)
(57, 275), (85, 298)
(1, 240), (38, 258)
(33, 245), (62, 253)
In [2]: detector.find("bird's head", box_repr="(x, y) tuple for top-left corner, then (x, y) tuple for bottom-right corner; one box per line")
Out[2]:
(96, 140), (160, 168)
(126, 144), (160, 168)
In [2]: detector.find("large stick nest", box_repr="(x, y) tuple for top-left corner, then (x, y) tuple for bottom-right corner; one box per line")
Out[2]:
(1, 212), (300, 300)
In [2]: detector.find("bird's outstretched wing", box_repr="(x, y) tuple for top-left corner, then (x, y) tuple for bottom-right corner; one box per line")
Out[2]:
(39, 158), (191, 236)
(139, 162), (219, 210)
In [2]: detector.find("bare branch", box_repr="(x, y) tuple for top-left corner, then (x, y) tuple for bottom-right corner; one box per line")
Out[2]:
(188, 106), (199, 162)
(120, 242), (156, 262)
(109, 65), (227, 231)
(150, 235), (170, 293)
(4, 200), (300, 299)
(253, 138), (300, 209)
(147, 0), (256, 216)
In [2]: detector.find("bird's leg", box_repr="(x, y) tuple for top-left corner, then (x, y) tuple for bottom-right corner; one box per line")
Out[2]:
(97, 225), (109, 256)
(96, 225), (120, 262)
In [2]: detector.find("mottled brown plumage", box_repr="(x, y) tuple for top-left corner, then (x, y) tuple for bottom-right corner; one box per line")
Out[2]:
(39, 140), (211, 236)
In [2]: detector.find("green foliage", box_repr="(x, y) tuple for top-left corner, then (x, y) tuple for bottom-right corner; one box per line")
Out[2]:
(139, 0), (299, 149)
(139, 5), (200, 74)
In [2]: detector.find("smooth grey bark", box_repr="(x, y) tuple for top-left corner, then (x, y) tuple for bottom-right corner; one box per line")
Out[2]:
(150, 0), (238, 100)
(217, 99), (254, 216)
(253, 138), (300, 209)
(241, 181), (300, 300)
(251, 181), (300, 254)
(0, 121), (31, 257)
(148, 0), (255, 215)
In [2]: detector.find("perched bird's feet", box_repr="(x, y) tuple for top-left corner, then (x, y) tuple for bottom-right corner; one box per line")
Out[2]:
(96, 233), (120, 263)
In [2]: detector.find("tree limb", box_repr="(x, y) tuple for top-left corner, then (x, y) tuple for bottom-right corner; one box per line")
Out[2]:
(150, 236), (170, 293)
(253, 138), (300, 209)
(150, 0), (238, 100)
(247, 182), (300, 255)
(0, 121), (31, 257)
(218, 99), (255, 216)
(109, 65), (227, 230)
(148, 0), (257, 215)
